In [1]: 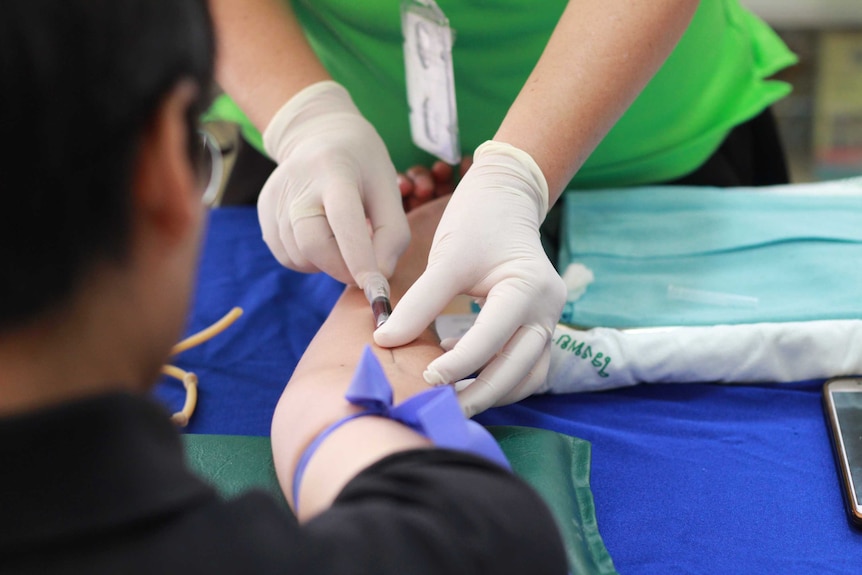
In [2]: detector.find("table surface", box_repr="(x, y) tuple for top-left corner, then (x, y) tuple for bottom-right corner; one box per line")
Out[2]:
(156, 207), (862, 575)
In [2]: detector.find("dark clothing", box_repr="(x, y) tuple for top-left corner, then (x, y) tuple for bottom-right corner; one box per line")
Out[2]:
(0, 393), (566, 574)
(220, 135), (278, 207)
(664, 108), (790, 188)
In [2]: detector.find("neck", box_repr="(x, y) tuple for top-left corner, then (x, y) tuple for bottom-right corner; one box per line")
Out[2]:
(0, 266), (166, 417)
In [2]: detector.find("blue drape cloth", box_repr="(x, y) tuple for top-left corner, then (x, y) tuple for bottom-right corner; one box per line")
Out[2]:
(156, 206), (862, 575)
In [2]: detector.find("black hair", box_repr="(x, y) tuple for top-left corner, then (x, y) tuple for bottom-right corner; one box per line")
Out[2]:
(0, 0), (215, 330)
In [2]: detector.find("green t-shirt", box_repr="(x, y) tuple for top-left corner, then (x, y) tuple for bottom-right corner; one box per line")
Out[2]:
(208, 0), (796, 188)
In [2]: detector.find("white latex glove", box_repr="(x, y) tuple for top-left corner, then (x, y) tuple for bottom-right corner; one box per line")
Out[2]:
(374, 141), (567, 417)
(258, 81), (410, 287)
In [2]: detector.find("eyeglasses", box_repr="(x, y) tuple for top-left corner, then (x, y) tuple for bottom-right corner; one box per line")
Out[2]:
(197, 129), (224, 206)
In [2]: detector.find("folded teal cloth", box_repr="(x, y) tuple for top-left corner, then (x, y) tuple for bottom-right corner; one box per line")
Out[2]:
(559, 179), (862, 328)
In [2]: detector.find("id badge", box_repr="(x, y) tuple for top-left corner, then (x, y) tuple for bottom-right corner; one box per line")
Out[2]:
(401, 0), (461, 165)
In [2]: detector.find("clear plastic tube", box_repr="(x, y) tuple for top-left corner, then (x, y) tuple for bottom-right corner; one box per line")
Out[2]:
(667, 284), (759, 308)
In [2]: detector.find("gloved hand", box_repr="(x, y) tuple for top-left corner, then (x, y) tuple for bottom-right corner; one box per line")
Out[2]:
(258, 80), (410, 287)
(374, 141), (567, 417)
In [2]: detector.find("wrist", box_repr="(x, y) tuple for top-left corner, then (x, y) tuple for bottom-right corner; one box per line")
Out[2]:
(263, 80), (360, 159)
(473, 140), (550, 219)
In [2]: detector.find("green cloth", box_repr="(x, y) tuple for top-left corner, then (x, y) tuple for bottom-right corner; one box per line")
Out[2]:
(207, 0), (796, 188)
(183, 426), (617, 575)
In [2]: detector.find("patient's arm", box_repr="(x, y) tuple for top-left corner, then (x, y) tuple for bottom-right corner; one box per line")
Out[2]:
(271, 195), (452, 520)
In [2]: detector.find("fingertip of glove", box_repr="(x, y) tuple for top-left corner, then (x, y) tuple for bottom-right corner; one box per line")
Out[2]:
(422, 365), (447, 387)
(371, 327), (392, 347)
(377, 256), (399, 280)
(372, 322), (408, 348)
(457, 396), (478, 419)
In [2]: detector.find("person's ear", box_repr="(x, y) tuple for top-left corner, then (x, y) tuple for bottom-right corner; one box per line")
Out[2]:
(131, 80), (201, 246)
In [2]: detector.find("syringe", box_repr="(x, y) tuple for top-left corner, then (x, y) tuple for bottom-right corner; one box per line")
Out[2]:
(363, 273), (392, 329)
